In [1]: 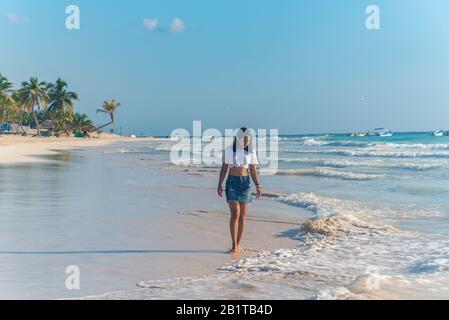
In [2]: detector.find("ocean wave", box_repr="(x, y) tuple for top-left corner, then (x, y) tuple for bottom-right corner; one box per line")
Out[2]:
(105, 138), (449, 161)
(144, 142), (177, 152)
(279, 137), (310, 141)
(391, 162), (449, 170)
(303, 140), (449, 150)
(278, 157), (449, 171)
(280, 135), (332, 141)
(278, 192), (399, 230)
(317, 272), (449, 300)
(398, 184), (449, 196)
(275, 168), (384, 180)
(381, 142), (449, 150)
(279, 157), (359, 167)
(278, 192), (445, 221)
(303, 138), (371, 147)
(281, 148), (449, 159)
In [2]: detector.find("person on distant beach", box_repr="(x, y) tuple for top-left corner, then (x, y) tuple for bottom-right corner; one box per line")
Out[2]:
(217, 127), (262, 254)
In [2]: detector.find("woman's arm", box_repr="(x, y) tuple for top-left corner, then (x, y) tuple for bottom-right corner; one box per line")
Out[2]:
(217, 163), (229, 197)
(249, 165), (262, 199)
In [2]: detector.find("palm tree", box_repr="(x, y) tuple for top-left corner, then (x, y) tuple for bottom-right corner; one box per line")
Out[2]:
(0, 74), (13, 124)
(94, 99), (120, 133)
(53, 109), (74, 135)
(0, 92), (25, 134)
(10, 91), (27, 134)
(47, 79), (78, 129)
(72, 113), (94, 132)
(0, 74), (13, 98)
(19, 77), (49, 136)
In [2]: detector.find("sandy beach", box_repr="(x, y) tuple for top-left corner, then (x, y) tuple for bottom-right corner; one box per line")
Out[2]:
(0, 134), (169, 165)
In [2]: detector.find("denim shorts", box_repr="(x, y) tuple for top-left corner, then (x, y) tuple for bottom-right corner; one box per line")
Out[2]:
(225, 175), (253, 203)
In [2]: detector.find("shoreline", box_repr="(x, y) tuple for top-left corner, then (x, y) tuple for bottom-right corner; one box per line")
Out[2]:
(0, 134), (172, 165)
(74, 203), (303, 300)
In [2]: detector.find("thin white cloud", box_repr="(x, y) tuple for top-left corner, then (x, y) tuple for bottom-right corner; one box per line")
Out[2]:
(143, 18), (159, 31)
(143, 17), (185, 33)
(170, 17), (185, 32)
(7, 12), (30, 24)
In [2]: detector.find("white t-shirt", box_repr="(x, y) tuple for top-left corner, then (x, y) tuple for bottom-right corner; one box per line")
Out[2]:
(222, 146), (259, 169)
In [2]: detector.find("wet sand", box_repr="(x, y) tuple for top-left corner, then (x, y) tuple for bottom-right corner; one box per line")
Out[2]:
(69, 190), (305, 299)
(0, 134), (171, 164)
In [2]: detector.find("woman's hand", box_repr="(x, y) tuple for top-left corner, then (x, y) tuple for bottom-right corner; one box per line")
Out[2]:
(217, 185), (224, 197)
(218, 164), (228, 198)
(256, 185), (262, 199)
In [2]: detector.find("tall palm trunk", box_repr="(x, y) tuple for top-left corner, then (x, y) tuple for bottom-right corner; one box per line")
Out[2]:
(19, 109), (26, 135)
(33, 110), (41, 136)
(90, 120), (112, 133)
(33, 98), (41, 136)
(111, 113), (115, 133)
(90, 112), (114, 134)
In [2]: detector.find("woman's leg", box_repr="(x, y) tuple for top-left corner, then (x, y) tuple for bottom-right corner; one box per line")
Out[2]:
(228, 201), (240, 252)
(237, 202), (248, 248)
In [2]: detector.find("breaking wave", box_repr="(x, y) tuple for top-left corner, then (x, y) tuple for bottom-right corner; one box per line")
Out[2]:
(275, 168), (384, 181)
(281, 148), (449, 159)
(278, 157), (449, 171)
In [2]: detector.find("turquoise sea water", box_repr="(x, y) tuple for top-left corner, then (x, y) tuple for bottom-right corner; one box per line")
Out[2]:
(275, 132), (449, 234)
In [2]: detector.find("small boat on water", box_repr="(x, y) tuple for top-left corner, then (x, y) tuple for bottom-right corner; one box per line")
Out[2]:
(378, 131), (393, 137)
(349, 132), (368, 137)
(432, 130), (445, 136)
(369, 128), (393, 137)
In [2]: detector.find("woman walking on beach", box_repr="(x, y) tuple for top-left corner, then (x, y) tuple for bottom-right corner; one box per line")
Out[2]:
(217, 128), (262, 254)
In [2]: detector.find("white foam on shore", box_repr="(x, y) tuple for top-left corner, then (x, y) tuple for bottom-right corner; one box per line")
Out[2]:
(317, 272), (449, 300)
(113, 220), (446, 300)
(81, 192), (449, 300)
(279, 192), (446, 219)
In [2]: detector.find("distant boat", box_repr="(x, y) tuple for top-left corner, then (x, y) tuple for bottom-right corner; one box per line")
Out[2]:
(369, 128), (393, 137)
(432, 130), (444, 136)
(349, 132), (368, 137)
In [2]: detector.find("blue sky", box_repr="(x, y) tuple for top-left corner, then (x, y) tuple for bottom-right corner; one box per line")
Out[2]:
(1, 0), (449, 135)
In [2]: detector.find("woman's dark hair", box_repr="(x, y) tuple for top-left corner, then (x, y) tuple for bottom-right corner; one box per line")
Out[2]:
(233, 127), (249, 153)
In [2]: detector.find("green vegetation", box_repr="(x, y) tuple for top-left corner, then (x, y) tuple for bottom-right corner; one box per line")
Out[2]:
(0, 72), (120, 136)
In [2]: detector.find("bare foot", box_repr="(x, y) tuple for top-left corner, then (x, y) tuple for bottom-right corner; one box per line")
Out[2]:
(227, 246), (242, 254)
